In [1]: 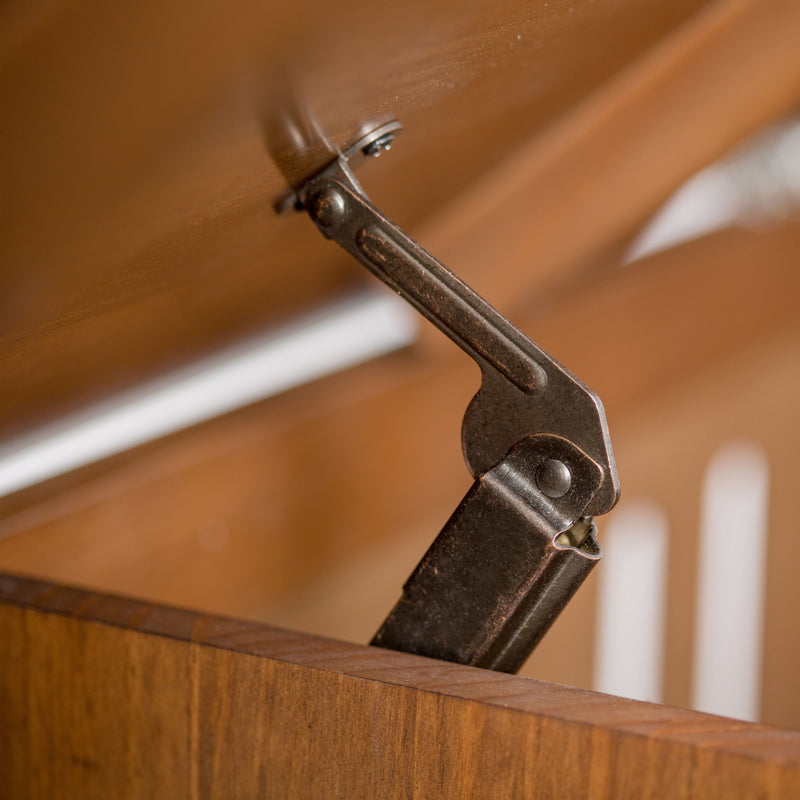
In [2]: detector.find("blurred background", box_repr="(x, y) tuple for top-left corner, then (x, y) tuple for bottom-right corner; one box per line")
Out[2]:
(1, 0), (799, 728)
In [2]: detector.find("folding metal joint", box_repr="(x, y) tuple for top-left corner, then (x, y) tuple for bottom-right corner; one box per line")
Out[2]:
(280, 121), (620, 673)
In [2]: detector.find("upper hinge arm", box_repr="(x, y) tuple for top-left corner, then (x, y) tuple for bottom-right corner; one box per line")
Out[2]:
(299, 156), (618, 516)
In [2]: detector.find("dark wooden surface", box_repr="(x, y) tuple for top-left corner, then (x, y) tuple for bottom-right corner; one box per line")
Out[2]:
(2, 572), (800, 799)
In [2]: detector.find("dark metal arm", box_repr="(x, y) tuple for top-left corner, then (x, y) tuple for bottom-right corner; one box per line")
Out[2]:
(288, 139), (619, 673)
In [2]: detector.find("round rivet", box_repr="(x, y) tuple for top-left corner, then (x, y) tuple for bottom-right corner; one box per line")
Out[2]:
(308, 189), (346, 228)
(535, 459), (572, 499)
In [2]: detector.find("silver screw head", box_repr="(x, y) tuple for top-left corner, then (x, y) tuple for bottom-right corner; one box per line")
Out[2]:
(362, 132), (395, 157)
(308, 189), (346, 227)
(535, 459), (572, 499)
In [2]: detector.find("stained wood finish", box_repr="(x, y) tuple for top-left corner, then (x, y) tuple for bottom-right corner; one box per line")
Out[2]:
(1, 573), (799, 799)
(4, 0), (800, 779)
(426, 0), (800, 314)
(10, 0), (800, 440)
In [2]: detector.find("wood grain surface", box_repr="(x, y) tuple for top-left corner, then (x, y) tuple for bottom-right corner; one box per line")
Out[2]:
(2, 572), (800, 799)
(4, 0), (800, 781)
(4, 0), (778, 439)
(424, 0), (800, 315)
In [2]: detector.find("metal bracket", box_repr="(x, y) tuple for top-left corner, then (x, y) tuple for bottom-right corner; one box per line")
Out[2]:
(282, 122), (620, 673)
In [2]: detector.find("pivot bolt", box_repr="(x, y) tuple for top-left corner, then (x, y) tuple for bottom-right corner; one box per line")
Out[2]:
(308, 189), (346, 228)
(535, 459), (572, 499)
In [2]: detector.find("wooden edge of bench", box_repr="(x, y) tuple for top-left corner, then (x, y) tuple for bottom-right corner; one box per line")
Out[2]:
(2, 569), (799, 800)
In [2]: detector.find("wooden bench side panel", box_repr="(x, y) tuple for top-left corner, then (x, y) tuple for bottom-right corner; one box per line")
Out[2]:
(2, 574), (799, 799)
